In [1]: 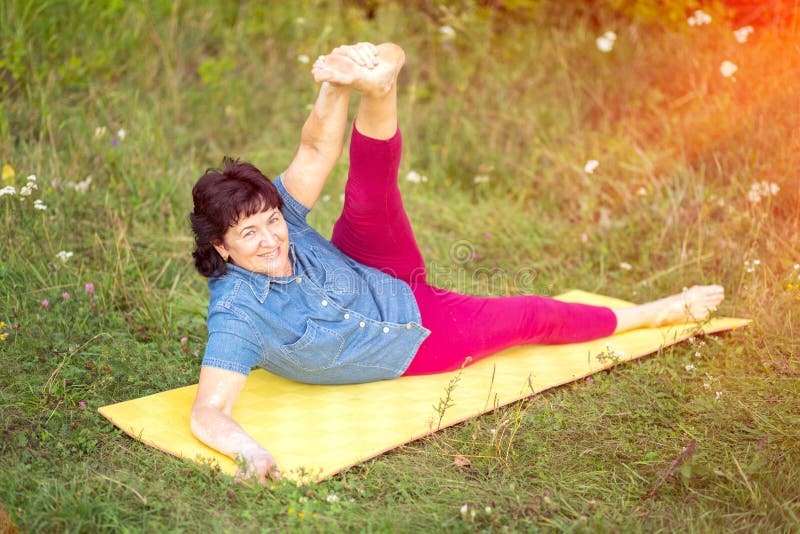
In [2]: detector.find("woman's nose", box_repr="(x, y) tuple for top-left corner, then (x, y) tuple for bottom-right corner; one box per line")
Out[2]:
(259, 231), (277, 247)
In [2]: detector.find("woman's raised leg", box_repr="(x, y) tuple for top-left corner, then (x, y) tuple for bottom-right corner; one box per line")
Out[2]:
(319, 44), (428, 283)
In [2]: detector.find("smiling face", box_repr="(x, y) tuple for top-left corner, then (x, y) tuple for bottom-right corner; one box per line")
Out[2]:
(213, 207), (292, 277)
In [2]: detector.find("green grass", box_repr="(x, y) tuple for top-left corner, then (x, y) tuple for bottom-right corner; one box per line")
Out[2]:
(2, 0), (799, 531)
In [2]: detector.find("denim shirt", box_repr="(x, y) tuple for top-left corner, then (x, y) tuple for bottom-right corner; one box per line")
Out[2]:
(202, 176), (430, 384)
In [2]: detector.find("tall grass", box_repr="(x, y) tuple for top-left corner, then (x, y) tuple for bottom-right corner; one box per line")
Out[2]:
(1, 0), (798, 531)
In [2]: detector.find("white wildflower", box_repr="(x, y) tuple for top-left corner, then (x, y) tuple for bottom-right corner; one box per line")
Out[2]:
(94, 126), (107, 138)
(720, 60), (738, 78)
(406, 170), (428, 183)
(439, 25), (456, 39)
(33, 199), (47, 210)
(56, 251), (74, 263)
(117, 129), (126, 140)
(297, 54), (310, 64)
(748, 181), (779, 203)
(473, 175), (490, 184)
(485, 506), (492, 514)
(460, 504), (469, 515)
(26, 174), (36, 182)
(703, 382), (711, 389)
(0, 186), (16, 196)
(636, 187), (647, 196)
(322, 194), (331, 202)
(74, 175), (92, 192)
(685, 364), (695, 372)
(688, 10), (712, 26)
(595, 31), (616, 53)
(584, 159), (599, 174)
(715, 391), (722, 400)
(794, 264), (799, 270)
(326, 493), (339, 503)
(619, 262), (632, 271)
(19, 182), (38, 196)
(733, 26), (754, 43)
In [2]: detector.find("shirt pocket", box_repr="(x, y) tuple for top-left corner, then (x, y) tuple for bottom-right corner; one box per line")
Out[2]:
(278, 318), (345, 371)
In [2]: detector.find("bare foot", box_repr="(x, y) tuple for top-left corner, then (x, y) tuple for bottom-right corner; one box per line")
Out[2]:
(312, 43), (405, 96)
(651, 285), (725, 326)
(613, 284), (725, 333)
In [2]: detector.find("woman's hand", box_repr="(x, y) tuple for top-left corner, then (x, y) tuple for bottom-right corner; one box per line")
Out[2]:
(236, 450), (282, 483)
(191, 366), (281, 485)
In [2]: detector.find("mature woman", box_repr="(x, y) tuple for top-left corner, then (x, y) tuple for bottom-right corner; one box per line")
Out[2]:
(189, 42), (724, 482)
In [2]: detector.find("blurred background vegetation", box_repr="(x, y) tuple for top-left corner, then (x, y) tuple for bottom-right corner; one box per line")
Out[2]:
(1, 0), (798, 531)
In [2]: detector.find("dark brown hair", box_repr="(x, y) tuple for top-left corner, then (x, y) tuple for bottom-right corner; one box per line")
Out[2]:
(190, 157), (284, 277)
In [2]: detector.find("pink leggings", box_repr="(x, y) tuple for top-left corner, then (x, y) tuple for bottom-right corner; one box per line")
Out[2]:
(331, 125), (617, 375)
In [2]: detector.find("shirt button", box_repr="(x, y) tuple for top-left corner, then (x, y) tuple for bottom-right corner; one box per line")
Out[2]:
(406, 323), (412, 329)
(296, 277), (302, 283)
(359, 321), (366, 328)
(344, 313), (350, 320)
(321, 300), (328, 306)
(382, 326), (390, 333)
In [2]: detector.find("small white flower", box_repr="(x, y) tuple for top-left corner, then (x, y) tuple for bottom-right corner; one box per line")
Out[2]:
(297, 54), (310, 64)
(26, 174), (36, 182)
(326, 493), (339, 503)
(117, 129), (126, 140)
(406, 170), (424, 183)
(793, 264), (799, 270)
(595, 31), (616, 53)
(747, 188), (761, 203)
(720, 60), (738, 78)
(694, 351), (701, 358)
(473, 174), (490, 184)
(636, 187), (647, 196)
(619, 262), (632, 271)
(338, 193), (345, 202)
(715, 391), (722, 400)
(485, 506), (492, 514)
(19, 182), (37, 196)
(688, 10), (712, 26)
(753, 259), (761, 266)
(460, 504), (469, 515)
(733, 26), (754, 43)
(0, 186), (16, 196)
(94, 126), (107, 138)
(322, 194), (331, 202)
(703, 382), (711, 389)
(74, 176), (92, 193)
(685, 364), (695, 372)
(584, 159), (599, 174)
(33, 199), (47, 210)
(56, 251), (74, 263)
(439, 25), (456, 39)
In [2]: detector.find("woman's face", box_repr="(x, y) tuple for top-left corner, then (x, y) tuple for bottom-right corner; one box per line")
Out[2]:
(214, 207), (292, 277)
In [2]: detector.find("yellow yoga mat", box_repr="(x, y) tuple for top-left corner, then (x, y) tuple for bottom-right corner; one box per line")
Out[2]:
(98, 290), (749, 483)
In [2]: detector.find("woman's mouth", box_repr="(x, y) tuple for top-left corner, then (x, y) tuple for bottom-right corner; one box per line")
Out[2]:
(259, 248), (280, 260)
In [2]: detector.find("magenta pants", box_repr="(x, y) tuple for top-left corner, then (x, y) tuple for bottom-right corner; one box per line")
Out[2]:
(331, 125), (617, 375)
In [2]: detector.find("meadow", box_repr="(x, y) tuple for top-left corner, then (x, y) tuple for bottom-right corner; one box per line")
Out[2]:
(1, 0), (799, 531)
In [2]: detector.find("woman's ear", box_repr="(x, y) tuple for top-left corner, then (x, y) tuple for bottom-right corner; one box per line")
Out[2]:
(213, 241), (229, 262)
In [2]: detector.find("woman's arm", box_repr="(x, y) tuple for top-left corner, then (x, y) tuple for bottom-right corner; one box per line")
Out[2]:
(281, 81), (352, 209)
(281, 42), (380, 209)
(190, 365), (280, 482)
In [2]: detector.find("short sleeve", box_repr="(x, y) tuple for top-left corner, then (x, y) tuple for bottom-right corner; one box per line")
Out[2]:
(274, 175), (311, 228)
(201, 314), (262, 376)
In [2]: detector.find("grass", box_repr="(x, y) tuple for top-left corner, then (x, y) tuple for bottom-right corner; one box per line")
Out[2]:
(1, 0), (799, 531)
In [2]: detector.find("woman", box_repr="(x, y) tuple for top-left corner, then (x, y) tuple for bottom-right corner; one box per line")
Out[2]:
(189, 42), (724, 482)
